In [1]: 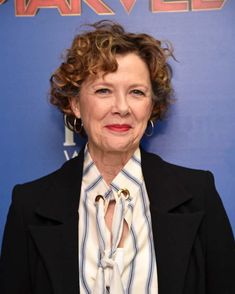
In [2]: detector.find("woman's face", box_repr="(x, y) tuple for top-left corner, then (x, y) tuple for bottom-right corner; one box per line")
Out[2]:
(71, 53), (153, 155)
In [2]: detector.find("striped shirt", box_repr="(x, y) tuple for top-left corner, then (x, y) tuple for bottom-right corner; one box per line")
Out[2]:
(78, 147), (158, 293)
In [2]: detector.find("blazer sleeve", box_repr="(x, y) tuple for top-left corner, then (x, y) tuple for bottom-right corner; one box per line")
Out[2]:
(0, 185), (32, 294)
(205, 171), (235, 294)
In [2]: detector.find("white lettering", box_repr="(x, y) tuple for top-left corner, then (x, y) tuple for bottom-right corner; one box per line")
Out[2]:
(64, 150), (79, 160)
(64, 126), (76, 146)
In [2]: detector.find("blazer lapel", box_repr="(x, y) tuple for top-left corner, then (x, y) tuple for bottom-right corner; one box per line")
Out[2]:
(29, 150), (84, 294)
(141, 150), (204, 294)
(27, 148), (204, 294)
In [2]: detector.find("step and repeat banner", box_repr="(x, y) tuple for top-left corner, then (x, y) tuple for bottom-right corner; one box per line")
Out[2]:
(0, 0), (234, 245)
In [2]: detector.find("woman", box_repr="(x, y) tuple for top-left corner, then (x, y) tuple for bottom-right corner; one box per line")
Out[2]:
(0, 21), (234, 294)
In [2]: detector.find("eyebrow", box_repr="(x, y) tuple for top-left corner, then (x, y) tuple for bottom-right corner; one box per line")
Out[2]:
(91, 81), (151, 90)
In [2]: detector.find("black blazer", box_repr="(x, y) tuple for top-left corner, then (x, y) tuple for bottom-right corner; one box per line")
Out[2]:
(0, 149), (234, 294)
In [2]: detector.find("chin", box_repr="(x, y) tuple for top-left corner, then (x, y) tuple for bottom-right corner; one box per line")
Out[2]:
(103, 140), (138, 154)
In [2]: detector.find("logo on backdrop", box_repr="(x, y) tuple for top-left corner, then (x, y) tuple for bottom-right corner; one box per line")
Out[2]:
(0, 0), (227, 16)
(63, 126), (79, 160)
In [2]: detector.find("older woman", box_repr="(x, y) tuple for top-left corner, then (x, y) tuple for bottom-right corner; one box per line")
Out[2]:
(0, 21), (234, 294)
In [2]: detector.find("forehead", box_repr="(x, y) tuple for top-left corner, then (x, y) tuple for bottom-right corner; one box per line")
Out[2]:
(115, 53), (150, 77)
(84, 53), (151, 86)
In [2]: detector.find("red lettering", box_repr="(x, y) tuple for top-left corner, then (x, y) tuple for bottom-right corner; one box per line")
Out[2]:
(83, 0), (113, 14)
(192, 0), (226, 10)
(151, 0), (189, 12)
(120, 0), (136, 13)
(13, 0), (228, 16)
(15, 0), (81, 16)
(15, 0), (113, 16)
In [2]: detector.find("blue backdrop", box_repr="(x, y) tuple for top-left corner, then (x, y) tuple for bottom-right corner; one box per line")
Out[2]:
(0, 0), (234, 247)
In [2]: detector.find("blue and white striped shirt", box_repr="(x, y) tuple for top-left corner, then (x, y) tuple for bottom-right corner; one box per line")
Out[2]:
(78, 147), (158, 293)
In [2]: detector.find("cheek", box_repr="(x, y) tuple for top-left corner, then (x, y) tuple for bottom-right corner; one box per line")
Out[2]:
(147, 104), (154, 120)
(79, 102), (94, 121)
(138, 103), (153, 122)
(81, 106), (104, 131)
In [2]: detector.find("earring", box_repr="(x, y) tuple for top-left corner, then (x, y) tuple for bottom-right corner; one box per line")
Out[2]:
(73, 117), (83, 133)
(145, 120), (154, 137)
(64, 114), (73, 130)
(64, 114), (83, 133)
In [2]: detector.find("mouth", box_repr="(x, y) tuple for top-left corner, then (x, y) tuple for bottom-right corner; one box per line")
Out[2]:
(105, 124), (132, 132)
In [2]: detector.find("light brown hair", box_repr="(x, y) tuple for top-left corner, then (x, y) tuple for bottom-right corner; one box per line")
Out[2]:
(50, 20), (174, 134)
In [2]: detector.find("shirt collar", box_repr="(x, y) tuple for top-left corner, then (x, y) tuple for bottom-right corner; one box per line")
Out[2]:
(82, 145), (143, 205)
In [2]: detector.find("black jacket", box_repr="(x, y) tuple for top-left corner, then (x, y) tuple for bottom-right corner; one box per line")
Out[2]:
(0, 149), (234, 294)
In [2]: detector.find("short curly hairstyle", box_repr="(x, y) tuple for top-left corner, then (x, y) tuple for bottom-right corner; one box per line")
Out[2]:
(50, 20), (174, 134)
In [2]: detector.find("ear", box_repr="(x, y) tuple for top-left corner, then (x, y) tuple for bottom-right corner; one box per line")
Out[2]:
(70, 98), (81, 118)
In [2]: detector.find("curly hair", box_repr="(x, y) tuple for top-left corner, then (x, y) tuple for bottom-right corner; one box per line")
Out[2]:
(50, 20), (174, 134)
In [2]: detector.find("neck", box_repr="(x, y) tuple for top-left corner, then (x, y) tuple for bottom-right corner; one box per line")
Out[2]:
(88, 145), (137, 185)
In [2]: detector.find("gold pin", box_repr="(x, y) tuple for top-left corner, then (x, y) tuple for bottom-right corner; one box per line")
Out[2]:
(95, 195), (105, 203)
(117, 188), (130, 199)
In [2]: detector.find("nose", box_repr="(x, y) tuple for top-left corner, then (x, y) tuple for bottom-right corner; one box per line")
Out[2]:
(112, 92), (130, 116)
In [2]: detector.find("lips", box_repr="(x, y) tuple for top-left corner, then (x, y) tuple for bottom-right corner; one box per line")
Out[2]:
(105, 124), (131, 132)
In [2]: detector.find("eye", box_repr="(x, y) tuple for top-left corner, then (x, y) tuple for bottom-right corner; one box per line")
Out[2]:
(131, 89), (145, 96)
(95, 88), (111, 95)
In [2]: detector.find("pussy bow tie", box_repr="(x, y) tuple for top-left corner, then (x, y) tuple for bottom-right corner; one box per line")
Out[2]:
(92, 189), (131, 294)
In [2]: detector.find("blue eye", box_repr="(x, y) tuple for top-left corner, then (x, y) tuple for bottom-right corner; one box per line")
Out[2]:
(131, 89), (145, 96)
(95, 88), (111, 94)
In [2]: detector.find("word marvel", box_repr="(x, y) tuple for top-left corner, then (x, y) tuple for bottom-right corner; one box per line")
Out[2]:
(0, 0), (227, 16)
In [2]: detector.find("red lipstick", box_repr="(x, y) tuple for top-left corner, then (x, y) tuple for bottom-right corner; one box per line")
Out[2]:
(105, 124), (131, 132)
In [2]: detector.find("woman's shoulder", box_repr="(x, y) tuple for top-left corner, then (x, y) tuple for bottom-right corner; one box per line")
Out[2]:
(141, 150), (226, 221)
(141, 149), (216, 196)
(11, 151), (84, 207)
(142, 149), (212, 176)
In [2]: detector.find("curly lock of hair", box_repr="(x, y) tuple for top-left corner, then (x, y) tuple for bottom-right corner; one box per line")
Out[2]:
(50, 20), (175, 135)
